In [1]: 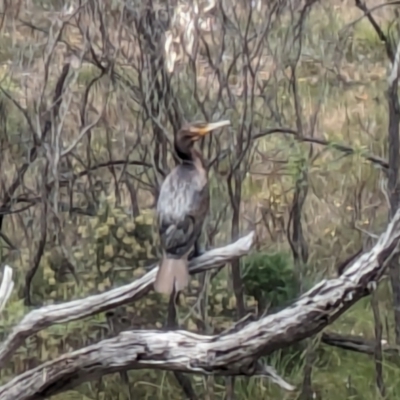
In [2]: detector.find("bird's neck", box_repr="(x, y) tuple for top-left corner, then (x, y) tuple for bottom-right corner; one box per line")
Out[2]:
(175, 141), (194, 163)
(175, 142), (205, 168)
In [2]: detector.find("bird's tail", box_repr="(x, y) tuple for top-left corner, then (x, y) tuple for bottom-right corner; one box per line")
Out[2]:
(154, 254), (189, 295)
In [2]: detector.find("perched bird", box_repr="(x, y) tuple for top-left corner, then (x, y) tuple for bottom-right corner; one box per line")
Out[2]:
(154, 120), (231, 295)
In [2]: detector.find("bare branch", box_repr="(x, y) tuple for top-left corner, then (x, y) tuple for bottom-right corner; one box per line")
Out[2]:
(355, 0), (394, 61)
(388, 34), (400, 86)
(321, 332), (397, 356)
(252, 128), (389, 170)
(60, 107), (107, 157)
(2, 205), (400, 399)
(0, 266), (13, 314)
(0, 232), (256, 368)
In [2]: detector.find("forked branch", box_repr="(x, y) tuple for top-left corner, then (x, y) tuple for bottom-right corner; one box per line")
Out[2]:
(2, 209), (400, 400)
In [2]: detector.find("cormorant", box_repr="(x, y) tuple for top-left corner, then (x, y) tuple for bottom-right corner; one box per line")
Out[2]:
(154, 120), (231, 295)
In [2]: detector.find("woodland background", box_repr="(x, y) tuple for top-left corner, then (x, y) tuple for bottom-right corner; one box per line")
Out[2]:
(0, 0), (400, 399)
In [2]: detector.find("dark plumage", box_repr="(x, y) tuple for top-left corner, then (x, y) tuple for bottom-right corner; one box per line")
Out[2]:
(154, 120), (231, 295)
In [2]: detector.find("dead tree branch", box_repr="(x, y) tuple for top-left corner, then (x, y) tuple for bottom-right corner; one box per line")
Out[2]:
(2, 206), (400, 399)
(321, 332), (398, 356)
(0, 232), (256, 368)
(354, 0), (400, 344)
(0, 206), (400, 400)
(252, 128), (389, 170)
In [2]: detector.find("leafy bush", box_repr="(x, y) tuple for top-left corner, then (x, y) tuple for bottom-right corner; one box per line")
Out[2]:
(242, 251), (299, 312)
(243, 252), (324, 374)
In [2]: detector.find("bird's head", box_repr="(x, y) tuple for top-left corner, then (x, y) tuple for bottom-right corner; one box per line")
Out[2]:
(175, 120), (231, 162)
(178, 120), (231, 143)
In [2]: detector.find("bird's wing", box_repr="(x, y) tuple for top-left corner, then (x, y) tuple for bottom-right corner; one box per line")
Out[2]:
(158, 180), (209, 257)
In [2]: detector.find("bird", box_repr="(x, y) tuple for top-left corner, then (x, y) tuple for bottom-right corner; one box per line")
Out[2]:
(154, 119), (231, 295)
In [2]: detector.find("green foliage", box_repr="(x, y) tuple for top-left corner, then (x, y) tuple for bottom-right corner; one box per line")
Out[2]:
(242, 251), (299, 311)
(242, 251), (309, 369)
(68, 198), (158, 287)
(3, 192), (160, 306)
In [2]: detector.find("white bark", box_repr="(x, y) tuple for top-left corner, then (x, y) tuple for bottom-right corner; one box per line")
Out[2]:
(0, 265), (13, 314)
(0, 232), (255, 368)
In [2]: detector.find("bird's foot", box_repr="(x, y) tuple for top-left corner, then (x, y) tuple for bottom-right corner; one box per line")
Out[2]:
(175, 290), (182, 306)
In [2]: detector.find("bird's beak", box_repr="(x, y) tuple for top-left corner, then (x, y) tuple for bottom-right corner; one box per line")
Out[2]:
(194, 120), (231, 136)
